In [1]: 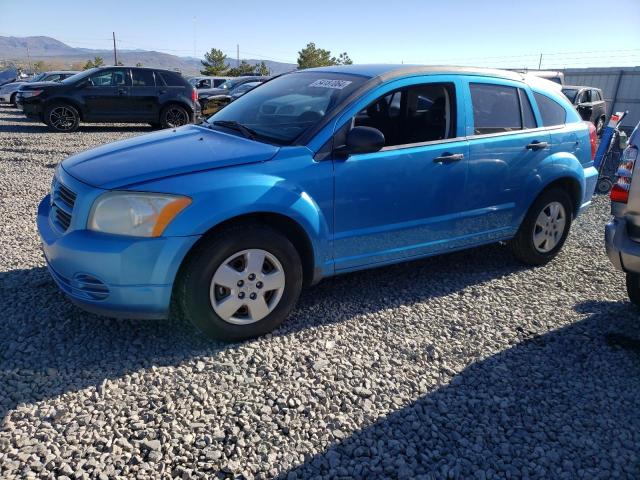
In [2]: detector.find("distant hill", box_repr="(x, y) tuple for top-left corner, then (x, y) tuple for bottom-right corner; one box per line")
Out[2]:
(0, 36), (296, 76)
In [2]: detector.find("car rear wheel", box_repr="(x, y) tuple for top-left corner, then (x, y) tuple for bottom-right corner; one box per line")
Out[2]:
(44, 103), (80, 132)
(509, 188), (573, 265)
(626, 273), (640, 307)
(160, 104), (190, 129)
(175, 224), (303, 341)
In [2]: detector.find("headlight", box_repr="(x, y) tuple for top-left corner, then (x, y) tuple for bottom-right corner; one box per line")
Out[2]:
(88, 192), (191, 237)
(21, 89), (43, 98)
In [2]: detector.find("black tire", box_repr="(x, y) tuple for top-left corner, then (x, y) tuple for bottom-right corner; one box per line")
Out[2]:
(10, 93), (17, 107)
(175, 224), (303, 342)
(509, 188), (573, 265)
(626, 273), (640, 308)
(43, 103), (80, 132)
(160, 104), (190, 129)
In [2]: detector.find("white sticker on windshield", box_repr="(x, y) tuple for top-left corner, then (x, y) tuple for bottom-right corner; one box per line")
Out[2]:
(309, 79), (352, 90)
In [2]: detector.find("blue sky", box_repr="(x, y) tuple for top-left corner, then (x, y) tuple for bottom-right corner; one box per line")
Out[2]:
(2, 0), (639, 68)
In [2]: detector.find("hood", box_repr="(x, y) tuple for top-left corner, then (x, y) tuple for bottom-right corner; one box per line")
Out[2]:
(62, 124), (280, 189)
(21, 81), (62, 90)
(0, 81), (26, 93)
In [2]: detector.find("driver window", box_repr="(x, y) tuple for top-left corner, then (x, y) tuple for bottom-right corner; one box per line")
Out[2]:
(354, 83), (456, 147)
(88, 69), (128, 87)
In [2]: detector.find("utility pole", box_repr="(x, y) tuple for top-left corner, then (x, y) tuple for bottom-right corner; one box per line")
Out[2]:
(113, 32), (118, 66)
(538, 53), (543, 70)
(237, 44), (240, 67)
(26, 44), (32, 74)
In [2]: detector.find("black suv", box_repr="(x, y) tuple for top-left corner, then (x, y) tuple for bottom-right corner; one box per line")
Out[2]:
(561, 85), (607, 135)
(17, 66), (200, 132)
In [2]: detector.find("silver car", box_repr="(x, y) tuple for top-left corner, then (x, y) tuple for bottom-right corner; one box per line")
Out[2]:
(0, 71), (79, 106)
(605, 122), (640, 304)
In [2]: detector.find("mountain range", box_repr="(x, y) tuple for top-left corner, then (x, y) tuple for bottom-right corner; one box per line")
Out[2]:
(0, 36), (296, 75)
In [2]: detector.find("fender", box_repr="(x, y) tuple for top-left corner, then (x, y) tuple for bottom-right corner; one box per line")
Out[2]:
(518, 151), (587, 223)
(136, 156), (334, 276)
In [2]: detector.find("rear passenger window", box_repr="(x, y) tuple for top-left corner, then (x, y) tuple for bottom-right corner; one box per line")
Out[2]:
(470, 84), (522, 134)
(157, 71), (184, 87)
(132, 70), (155, 86)
(533, 93), (566, 126)
(354, 83), (456, 147)
(593, 90), (602, 101)
(519, 89), (537, 129)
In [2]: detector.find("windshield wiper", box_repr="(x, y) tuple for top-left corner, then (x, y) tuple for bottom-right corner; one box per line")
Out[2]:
(211, 120), (257, 140)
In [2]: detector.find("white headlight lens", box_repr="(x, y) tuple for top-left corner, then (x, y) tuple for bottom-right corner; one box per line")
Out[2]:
(88, 192), (191, 237)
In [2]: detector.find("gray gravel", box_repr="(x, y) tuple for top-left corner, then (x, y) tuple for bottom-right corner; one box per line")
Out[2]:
(1, 107), (639, 479)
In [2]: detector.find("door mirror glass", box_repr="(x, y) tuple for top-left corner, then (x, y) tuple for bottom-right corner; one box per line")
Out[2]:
(339, 126), (385, 156)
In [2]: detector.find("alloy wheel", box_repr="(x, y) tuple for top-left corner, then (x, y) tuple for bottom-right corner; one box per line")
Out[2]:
(533, 201), (566, 253)
(165, 107), (188, 127)
(210, 249), (286, 325)
(49, 106), (76, 131)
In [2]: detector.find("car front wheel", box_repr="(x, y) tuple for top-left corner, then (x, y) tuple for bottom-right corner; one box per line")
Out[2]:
(509, 188), (573, 265)
(175, 224), (303, 341)
(44, 103), (80, 132)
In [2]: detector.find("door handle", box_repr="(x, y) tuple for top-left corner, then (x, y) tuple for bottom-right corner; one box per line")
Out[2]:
(158, 89), (167, 94)
(117, 88), (127, 95)
(433, 152), (464, 164)
(526, 141), (548, 150)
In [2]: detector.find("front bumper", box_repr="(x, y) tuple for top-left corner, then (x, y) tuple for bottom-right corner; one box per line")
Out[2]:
(21, 100), (42, 118)
(37, 195), (200, 319)
(605, 217), (640, 273)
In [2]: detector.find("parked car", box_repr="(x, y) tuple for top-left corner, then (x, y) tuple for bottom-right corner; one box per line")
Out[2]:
(0, 70), (79, 106)
(16, 66), (199, 132)
(561, 85), (607, 135)
(197, 76), (268, 99)
(37, 65), (598, 341)
(188, 76), (230, 90)
(605, 122), (640, 305)
(201, 80), (264, 116)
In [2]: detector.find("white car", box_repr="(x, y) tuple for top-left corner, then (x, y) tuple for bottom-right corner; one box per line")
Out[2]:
(0, 71), (79, 106)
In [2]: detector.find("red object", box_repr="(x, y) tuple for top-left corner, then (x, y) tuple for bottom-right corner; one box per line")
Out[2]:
(191, 88), (198, 102)
(587, 121), (597, 160)
(610, 184), (629, 203)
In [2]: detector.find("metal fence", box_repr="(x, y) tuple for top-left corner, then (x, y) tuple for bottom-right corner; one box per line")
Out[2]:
(562, 66), (640, 131)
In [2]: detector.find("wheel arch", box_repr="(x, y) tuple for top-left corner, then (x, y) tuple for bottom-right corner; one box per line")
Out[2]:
(178, 211), (318, 288)
(44, 97), (85, 120)
(160, 100), (194, 116)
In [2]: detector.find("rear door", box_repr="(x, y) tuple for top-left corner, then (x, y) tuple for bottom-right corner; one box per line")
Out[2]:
(79, 68), (131, 121)
(129, 69), (159, 121)
(463, 78), (550, 235)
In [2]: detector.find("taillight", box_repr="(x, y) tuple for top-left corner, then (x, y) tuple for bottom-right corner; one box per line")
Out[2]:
(611, 146), (638, 204)
(587, 121), (597, 160)
(191, 88), (198, 102)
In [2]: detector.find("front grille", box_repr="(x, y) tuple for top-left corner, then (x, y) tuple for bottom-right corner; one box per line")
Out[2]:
(50, 178), (76, 232)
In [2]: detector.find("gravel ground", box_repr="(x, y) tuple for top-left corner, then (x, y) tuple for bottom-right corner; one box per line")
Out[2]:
(1, 107), (639, 479)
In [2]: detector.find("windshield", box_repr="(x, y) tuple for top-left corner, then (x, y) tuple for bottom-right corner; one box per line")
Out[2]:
(207, 72), (367, 145)
(561, 88), (578, 103)
(30, 73), (46, 82)
(61, 68), (98, 84)
(217, 78), (245, 90)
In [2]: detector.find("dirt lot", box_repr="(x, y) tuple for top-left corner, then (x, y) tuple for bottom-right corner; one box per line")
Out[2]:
(0, 107), (639, 479)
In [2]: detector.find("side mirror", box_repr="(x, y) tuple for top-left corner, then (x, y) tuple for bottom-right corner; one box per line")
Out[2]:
(337, 126), (385, 156)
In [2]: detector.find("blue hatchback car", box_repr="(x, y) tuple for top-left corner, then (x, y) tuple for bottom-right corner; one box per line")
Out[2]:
(38, 65), (598, 340)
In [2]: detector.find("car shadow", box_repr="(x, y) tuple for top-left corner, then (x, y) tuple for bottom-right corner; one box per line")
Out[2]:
(279, 299), (640, 479)
(0, 243), (527, 423)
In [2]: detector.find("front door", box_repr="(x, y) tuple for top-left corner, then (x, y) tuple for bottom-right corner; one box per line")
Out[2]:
(80, 68), (130, 121)
(333, 78), (471, 271)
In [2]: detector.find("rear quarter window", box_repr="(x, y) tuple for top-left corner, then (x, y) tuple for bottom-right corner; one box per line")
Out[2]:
(533, 92), (566, 126)
(157, 71), (186, 87)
